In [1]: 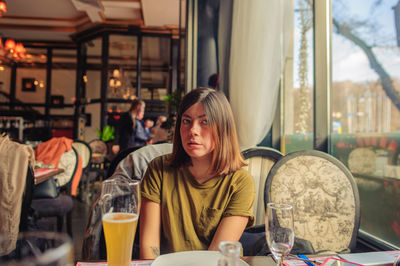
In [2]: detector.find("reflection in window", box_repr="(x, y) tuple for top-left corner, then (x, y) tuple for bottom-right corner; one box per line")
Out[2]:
(283, 0), (314, 153)
(109, 35), (138, 100)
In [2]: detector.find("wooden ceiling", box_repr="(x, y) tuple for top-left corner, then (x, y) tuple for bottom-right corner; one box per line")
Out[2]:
(0, 0), (184, 44)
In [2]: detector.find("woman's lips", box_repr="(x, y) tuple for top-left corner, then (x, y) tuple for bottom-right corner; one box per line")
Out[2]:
(187, 142), (201, 148)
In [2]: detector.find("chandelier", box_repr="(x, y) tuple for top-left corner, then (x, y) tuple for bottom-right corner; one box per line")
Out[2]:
(0, 0), (6, 17)
(108, 68), (135, 100)
(0, 38), (26, 62)
(0, 1), (26, 62)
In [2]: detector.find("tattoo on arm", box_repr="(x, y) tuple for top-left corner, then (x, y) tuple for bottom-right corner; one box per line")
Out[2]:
(151, 247), (160, 257)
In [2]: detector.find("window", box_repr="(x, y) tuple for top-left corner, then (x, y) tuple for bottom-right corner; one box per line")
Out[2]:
(331, 0), (400, 248)
(283, 0), (314, 153)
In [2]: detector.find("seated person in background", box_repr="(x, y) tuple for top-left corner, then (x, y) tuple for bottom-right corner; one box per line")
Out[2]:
(144, 119), (154, 136)
(117, 98), (151, 151)
(150, 115), (167, 137)
(140, 87), (255, 259)
(152, 113), (176, 144)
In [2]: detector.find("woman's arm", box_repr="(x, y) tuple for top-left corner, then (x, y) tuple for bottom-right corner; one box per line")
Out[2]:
(208, 215), (249, 251)
(139, 198), (161, 259)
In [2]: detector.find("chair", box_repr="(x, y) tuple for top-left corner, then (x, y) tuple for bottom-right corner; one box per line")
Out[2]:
(106, 146), (144, 179)
(242, 147), (283, 225)
(19, 165), (35, 232)
(72, 140), (92, 172)
(31, 147), (79, 237)
(72, 140), (92, 200)
(88, 139), (108, 165)
(264, 150), (360, 253)
(239, 147), (283, 255)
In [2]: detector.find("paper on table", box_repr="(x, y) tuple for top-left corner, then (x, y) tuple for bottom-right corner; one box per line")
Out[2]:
(340, 251), (396, 265)
(76, 261), (152, 266)
(283, 255), (341, 266)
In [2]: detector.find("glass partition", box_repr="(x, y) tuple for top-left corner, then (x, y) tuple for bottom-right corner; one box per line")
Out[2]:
(141, 36), (170, 102)
(109, 35), (138, 104)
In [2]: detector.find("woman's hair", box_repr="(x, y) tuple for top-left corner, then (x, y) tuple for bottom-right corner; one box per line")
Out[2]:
(129, 98), (144, 113)
(129, 98), (144, 128)
(169, 87), (245, 175)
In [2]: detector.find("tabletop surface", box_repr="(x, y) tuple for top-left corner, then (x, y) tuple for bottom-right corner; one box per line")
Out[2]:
(76, 251), (400, 266)
(34, 168), (64, 185)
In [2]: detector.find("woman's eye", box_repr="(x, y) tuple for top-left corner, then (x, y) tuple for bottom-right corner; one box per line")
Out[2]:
(182, 119), (190, 124)
(202, 119), (209, 125)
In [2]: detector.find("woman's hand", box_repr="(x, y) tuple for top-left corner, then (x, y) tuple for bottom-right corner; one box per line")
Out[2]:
(208, 215), (249, 251)
(139, 198), (161, 259)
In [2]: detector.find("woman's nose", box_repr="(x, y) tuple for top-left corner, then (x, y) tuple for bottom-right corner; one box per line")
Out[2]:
(189, 122), (200, 135)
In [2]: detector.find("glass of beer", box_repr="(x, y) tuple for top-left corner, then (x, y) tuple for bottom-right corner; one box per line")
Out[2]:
(100, 178), (141, 266)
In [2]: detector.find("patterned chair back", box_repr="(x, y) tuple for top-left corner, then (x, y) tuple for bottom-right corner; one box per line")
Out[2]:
(242, 147), (283, 225)
(265, 150), (360, 253)
(72, 140), (92, 169)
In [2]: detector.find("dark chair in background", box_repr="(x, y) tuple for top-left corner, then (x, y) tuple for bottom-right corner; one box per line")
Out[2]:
(31, 147), (79, 237)
(265, 150), (360, 253)
(19, 165), (35, 232)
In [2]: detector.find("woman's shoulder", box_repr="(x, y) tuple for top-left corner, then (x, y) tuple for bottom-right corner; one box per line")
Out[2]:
(148, 154), (173, 169)
(233, 167), (252, 177)
(229, 168), (254, 184)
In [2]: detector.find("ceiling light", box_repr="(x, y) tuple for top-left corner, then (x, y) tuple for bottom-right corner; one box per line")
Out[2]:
(0, 0), (6, 17)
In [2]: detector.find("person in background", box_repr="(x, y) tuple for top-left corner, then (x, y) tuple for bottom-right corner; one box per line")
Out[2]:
(208, 73), (220, 90)
(140, 87), (255, 259)
(144, 119), (154, 136)
(152, 114), (176, 144)
(117, 98), (151, 152)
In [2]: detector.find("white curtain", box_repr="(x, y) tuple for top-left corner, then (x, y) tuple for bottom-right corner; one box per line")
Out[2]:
(229, 0), (293, 150)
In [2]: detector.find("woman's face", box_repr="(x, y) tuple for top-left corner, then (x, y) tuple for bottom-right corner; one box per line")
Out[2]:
(180, 102), (215, 160)
(136, 103), (145, 120)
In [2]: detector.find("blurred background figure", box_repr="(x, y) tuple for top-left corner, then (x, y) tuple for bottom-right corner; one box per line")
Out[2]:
(144, 119), (154, 136)
(150, 115), (167, 138)
(152, 113), (176, 144)
(117, 98), (151, 152)
(208, 73), (220, 90)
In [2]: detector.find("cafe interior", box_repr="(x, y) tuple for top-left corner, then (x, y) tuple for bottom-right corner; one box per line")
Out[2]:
(0, 0), (400, 264)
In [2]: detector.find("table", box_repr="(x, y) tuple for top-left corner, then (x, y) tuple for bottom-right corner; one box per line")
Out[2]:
(76, 251), (400, 266)
(76, 256), (276, 266)
(34, 168), (64, 185)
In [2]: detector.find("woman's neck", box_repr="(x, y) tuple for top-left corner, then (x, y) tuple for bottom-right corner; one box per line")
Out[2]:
(188, 154), (213, 184)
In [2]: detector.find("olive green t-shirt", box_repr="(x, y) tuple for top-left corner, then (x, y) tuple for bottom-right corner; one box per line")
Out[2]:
(141, 154), (255, 254)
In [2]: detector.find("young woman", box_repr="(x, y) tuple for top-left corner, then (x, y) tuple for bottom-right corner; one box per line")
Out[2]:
(139, 87), (255, 259)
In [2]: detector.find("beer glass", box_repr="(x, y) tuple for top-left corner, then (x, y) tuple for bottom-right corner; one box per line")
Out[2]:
(0, 231), (73, 266)
(100, 179), (141, 266)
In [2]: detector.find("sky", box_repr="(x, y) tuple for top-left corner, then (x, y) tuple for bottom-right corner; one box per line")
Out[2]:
(293, 0), (400, 86)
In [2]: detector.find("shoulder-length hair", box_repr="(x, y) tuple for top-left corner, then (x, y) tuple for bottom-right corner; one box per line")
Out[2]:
(169, 87), (246, 175)
(129, 98), (144, 128)
(129, 98), (144, 113)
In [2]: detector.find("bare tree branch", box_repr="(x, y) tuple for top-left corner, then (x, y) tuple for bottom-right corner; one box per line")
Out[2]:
(333, 18), (400, 111)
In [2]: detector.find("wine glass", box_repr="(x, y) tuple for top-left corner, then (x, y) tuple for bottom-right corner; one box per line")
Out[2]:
(265, 203), (295, 266)
(100, 178), (141, 266)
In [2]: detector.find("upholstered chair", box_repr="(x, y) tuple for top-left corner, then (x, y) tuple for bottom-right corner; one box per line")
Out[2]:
(265, 150), (360, 253)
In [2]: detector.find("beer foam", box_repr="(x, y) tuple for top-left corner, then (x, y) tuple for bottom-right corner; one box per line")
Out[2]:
(102, 212), (138, 223)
